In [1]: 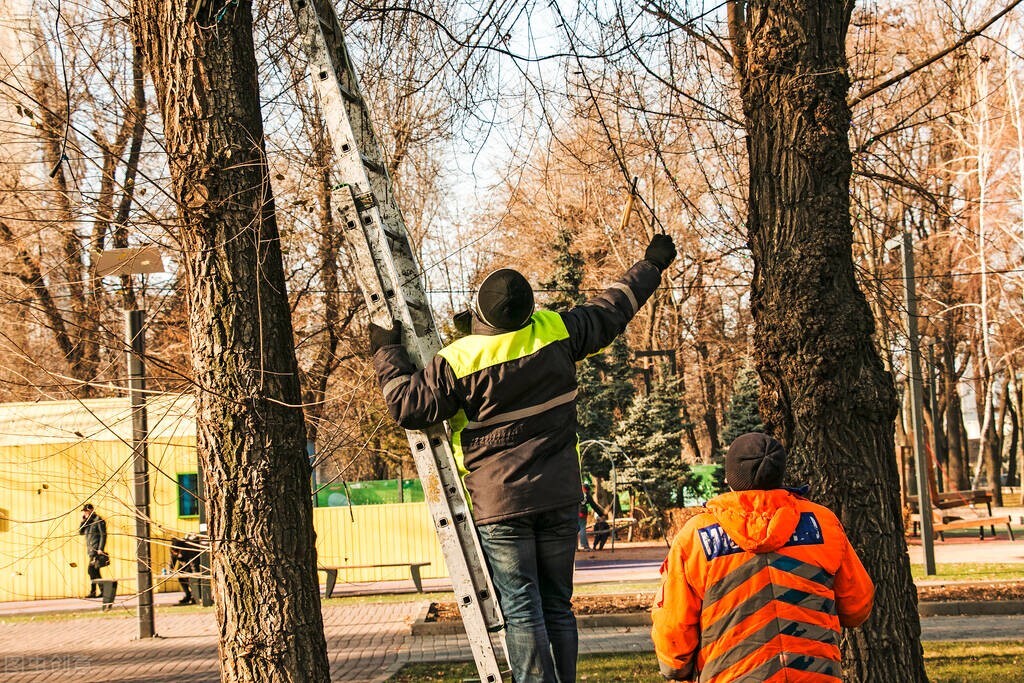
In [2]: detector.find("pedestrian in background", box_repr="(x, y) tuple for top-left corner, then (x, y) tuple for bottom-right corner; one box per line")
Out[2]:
(578, 483), (605, 551)
(78, 503), (107, 598)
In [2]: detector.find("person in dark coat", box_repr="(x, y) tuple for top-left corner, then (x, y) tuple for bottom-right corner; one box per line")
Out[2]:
(78, 503), (107, 598)
(578, 483), (605, 550)
(593, 514), (612, 550)
(370, 234), (676, 683)
(170, 535), (203, 605)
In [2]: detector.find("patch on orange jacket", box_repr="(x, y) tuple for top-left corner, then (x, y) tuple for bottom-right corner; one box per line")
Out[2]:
(696, 512), (824, 561)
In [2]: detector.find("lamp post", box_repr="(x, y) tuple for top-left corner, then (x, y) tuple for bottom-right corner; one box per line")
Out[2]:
(899, 230), (937, 576)
(97, 246), (165, 637)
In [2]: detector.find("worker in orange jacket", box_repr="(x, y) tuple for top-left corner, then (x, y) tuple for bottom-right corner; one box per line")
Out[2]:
(652, 433), (874, 682)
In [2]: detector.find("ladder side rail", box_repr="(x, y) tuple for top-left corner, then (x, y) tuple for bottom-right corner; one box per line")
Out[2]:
(288, 2), (507, 678)
(334, 189), (502, 627)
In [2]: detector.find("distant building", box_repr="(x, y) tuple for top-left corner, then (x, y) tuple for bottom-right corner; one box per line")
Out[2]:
(0, 395), (445, 601)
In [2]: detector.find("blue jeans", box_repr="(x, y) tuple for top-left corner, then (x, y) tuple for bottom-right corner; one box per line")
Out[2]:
(577, 516), (590, 550)
(477, 505), (578, 683)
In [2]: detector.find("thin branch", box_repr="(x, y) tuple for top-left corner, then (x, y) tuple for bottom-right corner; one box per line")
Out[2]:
(849, 0), (1024, 106)
(643, 1), (733, 64)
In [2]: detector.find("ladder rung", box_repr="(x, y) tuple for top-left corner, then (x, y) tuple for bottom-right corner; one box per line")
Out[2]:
(338, 85), (363, 105)
(317, 16), (336, 37)
(360, 154), (386, 177)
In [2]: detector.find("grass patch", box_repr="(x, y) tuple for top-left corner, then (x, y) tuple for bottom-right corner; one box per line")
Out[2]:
(574, 581), (659, 596)
(911, 563), (1024, 582)
(388, 642), (1024, 682)
(926, 641), (1024, 682)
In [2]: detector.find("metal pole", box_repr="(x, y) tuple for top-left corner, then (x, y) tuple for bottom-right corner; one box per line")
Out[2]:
(127, 309), (155, 637)
(901, 229), (936, 575)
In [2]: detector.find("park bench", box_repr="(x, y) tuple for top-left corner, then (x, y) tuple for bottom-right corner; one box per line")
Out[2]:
(908, 489), (995, 515)
(910, 507), (1015, 542)
(318, 562), (431, 598)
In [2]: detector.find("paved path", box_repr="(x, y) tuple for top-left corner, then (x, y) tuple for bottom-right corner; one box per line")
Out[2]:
(0, 602), (1021, 682)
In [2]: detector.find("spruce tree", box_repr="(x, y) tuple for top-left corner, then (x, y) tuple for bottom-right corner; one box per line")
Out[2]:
(542, 228), (635, 479)
(615, 372), (693, 511)
(721, 366), (765, 448)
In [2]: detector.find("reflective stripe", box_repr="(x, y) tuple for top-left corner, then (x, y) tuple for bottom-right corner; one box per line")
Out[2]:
(770, 554), (835, 589)
(381, 375), (411, 397)
(608, 282), (638, 315)
(703, 555), (767, 610)
(704, 553), (834, 612)
(734, 653), (841, 682)
(466, 389), (578, 430)
(659, 657), (694, 681)
(438, 310), (568, 378)
(702, 582), (836, 645)
(701, 619), (839, 680)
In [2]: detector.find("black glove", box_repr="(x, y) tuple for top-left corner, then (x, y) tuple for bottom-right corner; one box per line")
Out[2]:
(369, 320), (402, 353)
(453, 309), (473, 336)
(644, 234), (677, 272)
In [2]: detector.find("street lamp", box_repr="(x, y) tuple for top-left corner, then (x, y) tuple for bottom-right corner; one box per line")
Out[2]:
(97, 245), (165, 638)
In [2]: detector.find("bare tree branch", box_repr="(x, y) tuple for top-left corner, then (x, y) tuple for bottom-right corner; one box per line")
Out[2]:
(850, 0), (1024, 106)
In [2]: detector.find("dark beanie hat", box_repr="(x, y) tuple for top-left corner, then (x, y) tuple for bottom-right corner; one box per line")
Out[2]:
(474, 269), (535, 331)
(725, 433), (787, 491)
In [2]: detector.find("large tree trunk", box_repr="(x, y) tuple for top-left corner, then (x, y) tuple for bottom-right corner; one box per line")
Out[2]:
(131, 3), (330, 681)
(728, 2), (927, 681)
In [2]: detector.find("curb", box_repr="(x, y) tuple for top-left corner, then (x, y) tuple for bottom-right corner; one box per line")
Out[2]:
(411, 601), (1024, 635)
(918, 600), (1024, 617)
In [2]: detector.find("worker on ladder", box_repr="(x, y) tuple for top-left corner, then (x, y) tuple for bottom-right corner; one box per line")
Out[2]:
(369, 234), (676, 682)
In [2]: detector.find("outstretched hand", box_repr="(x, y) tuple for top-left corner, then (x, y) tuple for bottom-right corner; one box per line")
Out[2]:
(645, 234), (677, 272)
(369, 320), (402, 353)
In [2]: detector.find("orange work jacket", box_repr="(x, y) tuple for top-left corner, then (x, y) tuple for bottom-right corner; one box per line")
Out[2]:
(652, 489), (874, 682)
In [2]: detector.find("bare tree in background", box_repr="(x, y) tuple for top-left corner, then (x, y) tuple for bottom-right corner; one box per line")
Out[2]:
(131, 0), (329, 679)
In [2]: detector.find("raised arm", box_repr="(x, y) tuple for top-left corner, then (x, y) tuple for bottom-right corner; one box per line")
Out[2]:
(561, 234), (675, 360)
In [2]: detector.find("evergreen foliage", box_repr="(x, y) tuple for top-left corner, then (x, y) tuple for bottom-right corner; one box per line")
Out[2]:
(721, 366), (765, 448)
(615, 371), (693, 510)
(542, 229), (635, 478)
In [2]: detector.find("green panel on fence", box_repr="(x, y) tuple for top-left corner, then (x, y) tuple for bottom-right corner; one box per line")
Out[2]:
(315, 479), (425, 507)
(689, 464), (725, 503)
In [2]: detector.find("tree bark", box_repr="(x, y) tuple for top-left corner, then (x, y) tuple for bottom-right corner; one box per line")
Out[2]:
(941, 321), (968, 491)
(728, 2), (927, 680)
(988, 381), (1008, 506)
(1009, 374), (1021, 487)
(131, 2), (330, 680)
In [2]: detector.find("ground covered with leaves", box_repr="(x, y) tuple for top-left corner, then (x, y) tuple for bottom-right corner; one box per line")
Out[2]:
(389, 642), (1024, 682)
(428, 582), (1024, 622)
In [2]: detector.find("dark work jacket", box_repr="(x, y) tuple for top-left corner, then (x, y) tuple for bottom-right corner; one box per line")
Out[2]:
(78, 513), (107, 555)
(373, 259), (662, 524)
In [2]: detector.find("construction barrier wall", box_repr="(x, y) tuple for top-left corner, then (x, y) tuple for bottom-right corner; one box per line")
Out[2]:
(0, 396), (446, 602)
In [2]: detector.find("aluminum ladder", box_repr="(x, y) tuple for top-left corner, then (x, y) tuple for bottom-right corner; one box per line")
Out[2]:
(287, 0), (506, 679)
